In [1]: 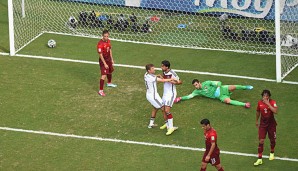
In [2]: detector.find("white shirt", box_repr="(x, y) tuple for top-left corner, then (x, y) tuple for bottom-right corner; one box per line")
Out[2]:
(163, 69), (179, 95)
(144, 72), (158, 95)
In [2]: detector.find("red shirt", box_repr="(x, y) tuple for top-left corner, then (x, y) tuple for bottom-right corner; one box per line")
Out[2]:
(204, 128), (219, 153)
(256, 99), (278, 127)
(97, 39), (112, 63)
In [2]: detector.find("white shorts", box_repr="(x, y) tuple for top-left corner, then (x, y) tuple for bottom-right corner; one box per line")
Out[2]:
(146, 93), (163, 109)
(162, 93), (177, 108)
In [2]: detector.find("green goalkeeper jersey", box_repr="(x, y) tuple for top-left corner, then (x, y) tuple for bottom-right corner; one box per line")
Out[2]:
(181, 81), (221, 100)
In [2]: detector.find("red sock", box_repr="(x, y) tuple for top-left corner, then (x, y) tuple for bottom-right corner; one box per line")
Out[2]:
(100, 79), (104, 90)
(200, 168), (206, 171)
(107, 74), (112, 83)
(258, 143), (264, 158)
(270, 140), (275, 153)
(218, 167), (224, 171)
(166, 113), (173, 119)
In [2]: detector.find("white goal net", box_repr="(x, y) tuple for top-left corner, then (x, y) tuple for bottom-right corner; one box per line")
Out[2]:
(8, 0), (298, 82)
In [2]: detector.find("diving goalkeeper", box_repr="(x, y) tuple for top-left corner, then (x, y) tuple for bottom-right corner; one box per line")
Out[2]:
(174, 79), (253, 108)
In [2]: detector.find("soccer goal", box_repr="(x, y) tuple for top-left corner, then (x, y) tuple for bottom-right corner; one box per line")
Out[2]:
(8, 0), (298, 82)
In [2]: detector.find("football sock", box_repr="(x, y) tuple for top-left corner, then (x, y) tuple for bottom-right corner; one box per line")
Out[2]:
(100, 79), (105, 90)
(168, 118), (173, 128)
(229, 100), (246, 106)
(107, 74), (112, 83)
(200, 168), (206, 171)
(258, 143), (264, 158)
(166, 112), (173, 128)
(235, 85), (247, 90)
(149, 117), (155, 125)
(270, 141), (275, 153)
(218, 168), (224, 171)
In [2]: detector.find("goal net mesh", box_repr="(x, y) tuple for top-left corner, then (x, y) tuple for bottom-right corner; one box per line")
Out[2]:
(11, 0), (298, 80)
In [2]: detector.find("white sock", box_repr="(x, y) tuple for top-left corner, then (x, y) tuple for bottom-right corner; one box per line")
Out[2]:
(168, 118), (173, 128)
(149, 118), (154, 125)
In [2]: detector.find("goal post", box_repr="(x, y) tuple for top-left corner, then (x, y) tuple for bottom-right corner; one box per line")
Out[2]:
(275, 0), (281, 82)
(8, 0), (15, 56)
(8, 0), (298, 82)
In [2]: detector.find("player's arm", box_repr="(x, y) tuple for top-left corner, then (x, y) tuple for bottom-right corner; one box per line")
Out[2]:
(256, 110), (261, 128)
(264, 100), (278, 114)
(210, 81), (222, 87)
(205, 142), (216, 162)
(170, 79), (182, 85)
(181, 89), (201, 101)
(110, 49), (114, 64)
(99, 53), (108, 69)
(256, 102), (261, 128)
(157, 77), (172, 83)
(210, 81), (221, 97)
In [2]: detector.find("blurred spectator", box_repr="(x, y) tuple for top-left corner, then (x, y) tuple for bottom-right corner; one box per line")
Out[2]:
(68, 16), (78, 29)
(141, 21), (151, 33)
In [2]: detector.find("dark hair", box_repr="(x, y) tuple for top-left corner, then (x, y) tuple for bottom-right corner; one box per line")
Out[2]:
(192, 79), (200, 84)
(102, 29), (109, 35)
(261, 89), (271, 97)
(200, 119), (210, 126)
(161, 60), (170, 68)
(145, 64), (154, 71)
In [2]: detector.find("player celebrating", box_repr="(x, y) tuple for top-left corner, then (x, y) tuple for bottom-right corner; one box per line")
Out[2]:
(254, 90), (278, 166)
(97, 30), (117, 97)
(144, 64), (174, 128)
(160, 60), (182, 135)
(200, 119), (224, 171)
(174, 79), (253, 108)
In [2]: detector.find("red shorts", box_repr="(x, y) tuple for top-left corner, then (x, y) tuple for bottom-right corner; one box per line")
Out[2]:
(259, 124), (276, 140)
(201, 150), (220, 166)
(99, 61), (114, 75)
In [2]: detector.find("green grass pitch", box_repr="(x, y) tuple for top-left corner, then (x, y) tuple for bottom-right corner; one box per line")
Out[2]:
(1, 1), (298, 170)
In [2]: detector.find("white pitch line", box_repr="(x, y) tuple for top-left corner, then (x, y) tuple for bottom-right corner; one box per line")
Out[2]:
(11, 54), (282, 83)
(1, 127), (298, 162)
(1, 53), (298, 84)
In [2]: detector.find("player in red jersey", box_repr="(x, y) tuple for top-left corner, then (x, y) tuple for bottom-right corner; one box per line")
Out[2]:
(200, 119), (224, 171)
(97, 30), (117, 96)
(254, 90), (278, 166)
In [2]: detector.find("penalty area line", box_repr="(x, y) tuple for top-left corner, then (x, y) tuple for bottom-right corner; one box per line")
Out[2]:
(0, 126), (298, 162)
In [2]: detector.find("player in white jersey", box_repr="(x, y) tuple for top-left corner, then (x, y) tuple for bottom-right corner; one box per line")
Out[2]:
(145, 64), (174, 129)
(160, 60), (182, 135)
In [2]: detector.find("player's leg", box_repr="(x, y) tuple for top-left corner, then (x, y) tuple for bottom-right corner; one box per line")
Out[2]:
(221, 97), (250, 108)
(147, 94), (163, 128)
(200, 152), (209, 171)
(268, 124), (277, 160)
(211, 151), (223, 171)
(215, 164), (224, 171)
(200, 162), (208, 171)
(228, 85), (253, 92)
(254, 127), (266, 166)
(98, 72), (107, 96)
(106, 63), (117, 87)
(148, 107), (158, 128)
(160, 106), (168, 130)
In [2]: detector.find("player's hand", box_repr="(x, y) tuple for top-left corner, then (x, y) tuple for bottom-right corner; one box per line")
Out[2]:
(255, 122), (259, 128)
(111, 59), (115, 64)
(263, 98), (270, 106)
(205, 155), (210, 162)
(104, 64), (109, 69)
